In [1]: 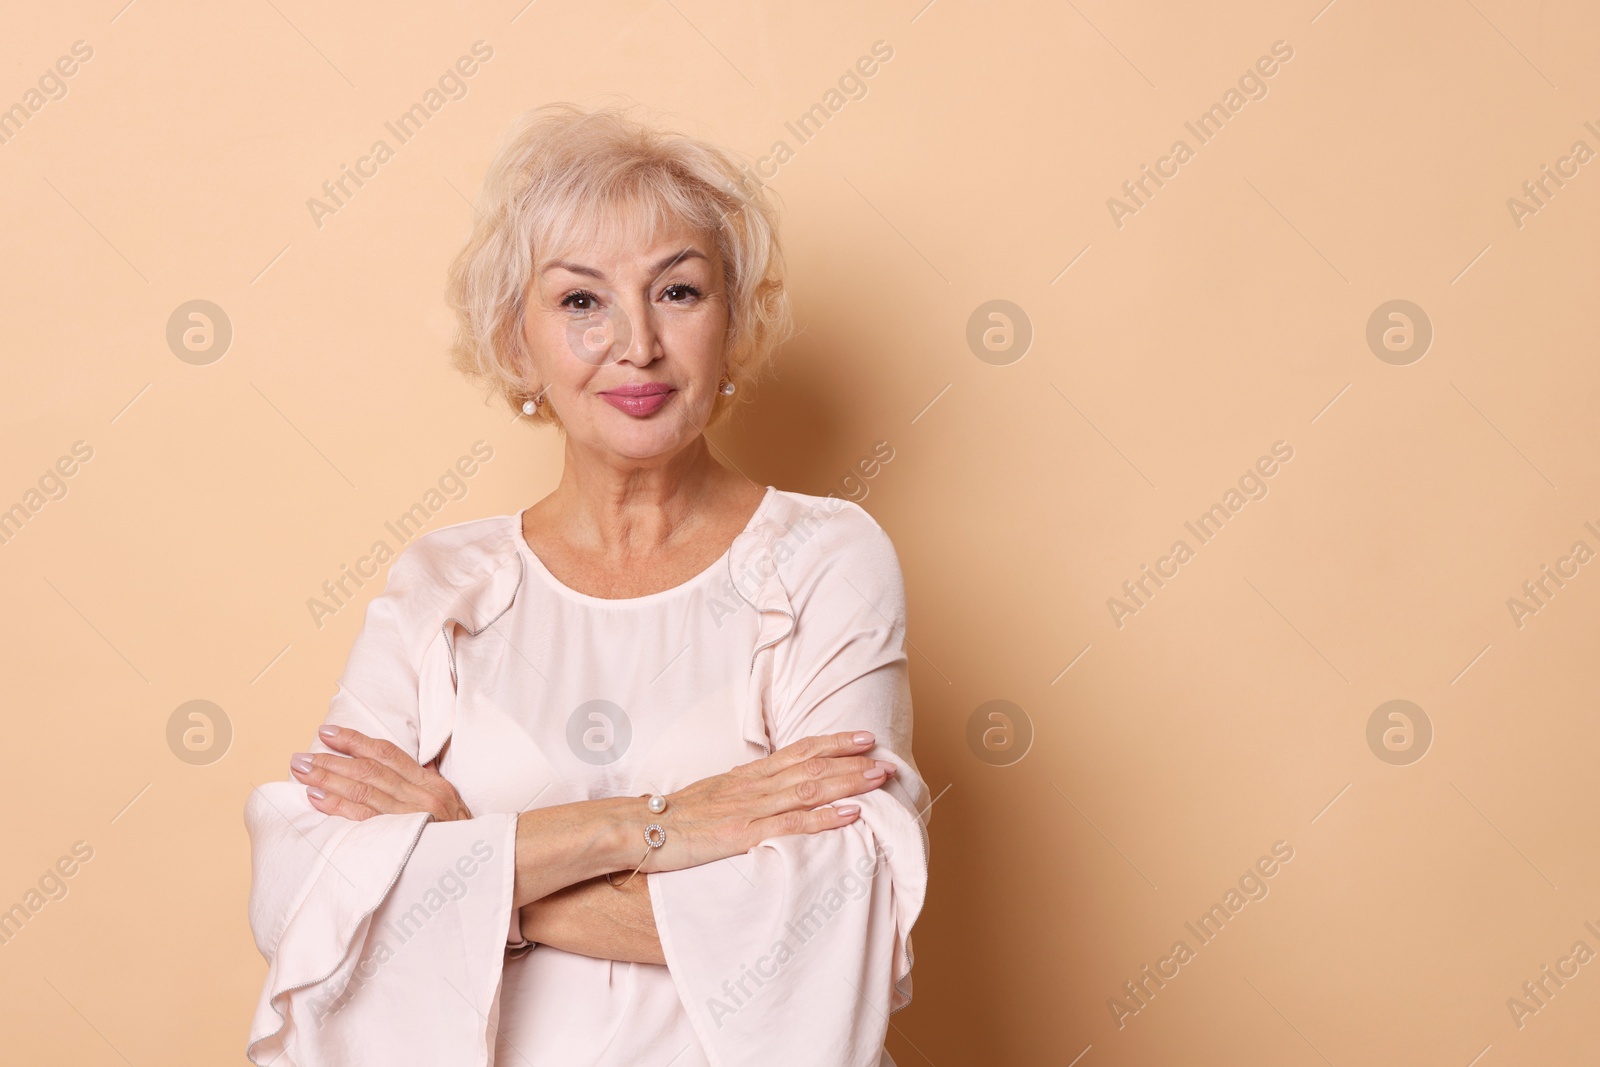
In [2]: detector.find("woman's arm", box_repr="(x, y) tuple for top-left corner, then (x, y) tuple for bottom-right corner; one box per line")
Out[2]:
(294, 727), (646, 907)
(299, 727), (894, 908)
(517, 873), (666, 964)
(640, 503), (931, 1065)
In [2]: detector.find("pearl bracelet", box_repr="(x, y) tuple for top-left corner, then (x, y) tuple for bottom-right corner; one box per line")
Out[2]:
(606, 793), (668, 889)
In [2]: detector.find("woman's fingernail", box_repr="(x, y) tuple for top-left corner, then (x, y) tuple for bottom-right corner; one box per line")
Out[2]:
(307, 786), (326, 801)
(852, 732), (875, 745)
(290, 753), (313, 774)
(864, 766), (886, 780)
(836, 804), (860, 816)
(318, 725), (339, 740)
(881, 762), (898, 775)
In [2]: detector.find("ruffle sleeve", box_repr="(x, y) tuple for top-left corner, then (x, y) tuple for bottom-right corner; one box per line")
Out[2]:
(244, 528), (526, 1066)
(647, 496), (931, 1067)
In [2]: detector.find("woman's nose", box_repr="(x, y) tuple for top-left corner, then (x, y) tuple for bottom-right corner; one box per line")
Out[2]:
(611, 300), (660, 366)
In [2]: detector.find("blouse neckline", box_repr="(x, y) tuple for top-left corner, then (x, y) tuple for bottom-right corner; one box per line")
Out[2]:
(512, 484), (776, 607)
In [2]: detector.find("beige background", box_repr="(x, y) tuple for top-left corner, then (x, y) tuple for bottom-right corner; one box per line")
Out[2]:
(2, 1), (1597, 1063)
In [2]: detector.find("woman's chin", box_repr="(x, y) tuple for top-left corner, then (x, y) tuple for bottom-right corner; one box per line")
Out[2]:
(584, 426), (699, 462)
(585, 407), (711, 455)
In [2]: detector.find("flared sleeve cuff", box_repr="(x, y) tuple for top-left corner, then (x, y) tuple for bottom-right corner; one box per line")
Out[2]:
(647, 782), (927, 1067)
(245, 793), (519, 1067)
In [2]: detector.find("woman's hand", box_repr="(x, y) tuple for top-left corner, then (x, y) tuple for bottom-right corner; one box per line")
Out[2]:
(636, 730), (897, 875)
(289, 725), (473, 822)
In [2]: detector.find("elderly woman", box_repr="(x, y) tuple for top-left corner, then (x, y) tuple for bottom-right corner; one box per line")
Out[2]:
(243, 102), (930, 1066)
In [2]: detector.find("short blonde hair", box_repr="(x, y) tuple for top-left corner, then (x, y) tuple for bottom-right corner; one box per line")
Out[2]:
(445, 100), (796, 430)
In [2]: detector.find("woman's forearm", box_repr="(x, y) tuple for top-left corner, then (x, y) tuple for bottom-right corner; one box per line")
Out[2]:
(518, 873), (666, 965)
(509, 731), (895, 919)
(511, 797), (638, 909)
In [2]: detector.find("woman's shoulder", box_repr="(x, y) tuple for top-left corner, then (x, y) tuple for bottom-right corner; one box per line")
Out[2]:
(744, 489), (907, 638)
(374, 512), (526, 636)
(758, 485), (879, 542)
(758, 488), (903, 585)
(386, 511), (522, 586)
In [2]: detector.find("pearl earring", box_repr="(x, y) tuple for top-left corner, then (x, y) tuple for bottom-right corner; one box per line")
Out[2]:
(718, 380), (735, 395)
(521, 387), (547, 415)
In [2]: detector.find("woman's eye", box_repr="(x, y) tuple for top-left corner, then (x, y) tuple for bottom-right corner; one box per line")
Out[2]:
(561, 290), (598, 310)
(662, 284), (702, 303)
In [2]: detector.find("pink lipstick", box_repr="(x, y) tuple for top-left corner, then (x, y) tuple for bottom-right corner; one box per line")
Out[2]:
(600, 383), (675, 417)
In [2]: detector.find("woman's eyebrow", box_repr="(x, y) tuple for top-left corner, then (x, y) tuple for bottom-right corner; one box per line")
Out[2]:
(540, 248), (708, 279)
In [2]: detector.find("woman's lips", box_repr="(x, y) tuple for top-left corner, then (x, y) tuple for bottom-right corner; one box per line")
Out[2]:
(600, 387), (675, 416)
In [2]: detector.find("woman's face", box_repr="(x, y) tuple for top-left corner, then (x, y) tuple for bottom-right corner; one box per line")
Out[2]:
(521, 215), (730, 462)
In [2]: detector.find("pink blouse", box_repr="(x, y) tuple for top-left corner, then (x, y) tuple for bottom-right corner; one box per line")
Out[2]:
(244, 487), (931, 1066)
